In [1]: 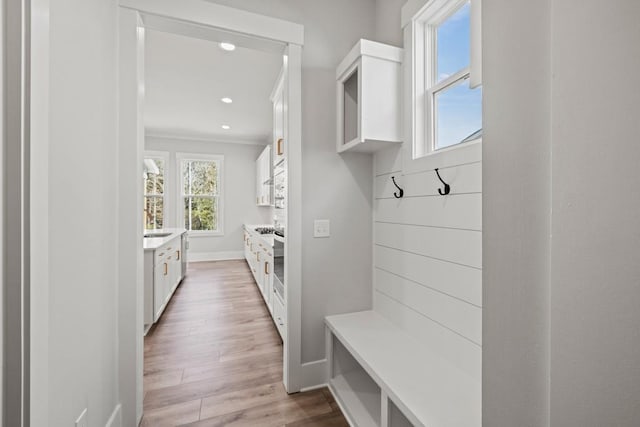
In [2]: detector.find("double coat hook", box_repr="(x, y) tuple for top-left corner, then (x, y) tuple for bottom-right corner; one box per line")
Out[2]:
(391, 176), (404, 199)
(435, 168), (451, 195)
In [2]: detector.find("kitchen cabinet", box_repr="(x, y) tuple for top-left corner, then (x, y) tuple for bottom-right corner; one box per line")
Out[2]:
(244, 225), (282, 335)
(272, 290), (286, 340)
(256, 145), (272, 206)
(271, 69), (285, 166)
(143, 229), (187, 333)
(336, 39), (403, 153)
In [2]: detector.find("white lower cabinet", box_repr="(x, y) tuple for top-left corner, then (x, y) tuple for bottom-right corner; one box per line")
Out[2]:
(244, 225), (284, 340)
(144, 232), (186, 333)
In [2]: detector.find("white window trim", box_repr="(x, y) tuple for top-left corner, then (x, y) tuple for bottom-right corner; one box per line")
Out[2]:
(143, 150), (170, 230)
(407, 0), (482, 160)
(176, 152), (225, 237)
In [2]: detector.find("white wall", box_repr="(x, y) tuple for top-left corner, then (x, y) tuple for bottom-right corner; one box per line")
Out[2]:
(374, 0), (405, 46)
(484, 0), (640, 426)
(549, 1), (640, 425)
(145, 136), (272, 260)
(29, 0), (121, 426)
(482, 0), (552, 425)
(205, 0), (377, 365)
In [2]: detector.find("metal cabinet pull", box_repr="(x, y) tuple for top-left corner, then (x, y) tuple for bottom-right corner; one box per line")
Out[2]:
(176, 250), (180, 260)
(264, 262), (269, 275)
(276, 138), (284, 155)
(163, 263), (168, 276)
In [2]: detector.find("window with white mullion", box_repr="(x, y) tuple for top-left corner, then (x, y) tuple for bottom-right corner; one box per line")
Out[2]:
(143, 155), (166, 230)
(416, 0), (482, 154)
(178, 155), (223, 234)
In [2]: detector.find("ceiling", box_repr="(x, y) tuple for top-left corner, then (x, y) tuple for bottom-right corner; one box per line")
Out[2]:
(144, 29), (282, 143)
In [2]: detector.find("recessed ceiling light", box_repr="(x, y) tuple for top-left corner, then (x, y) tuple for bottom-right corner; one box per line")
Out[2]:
(221, 125), (231, 130)
(221, 97), (233, 104)
(219, 42), (236, 51)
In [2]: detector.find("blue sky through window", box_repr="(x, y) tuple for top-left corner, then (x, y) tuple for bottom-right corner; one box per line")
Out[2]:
(436, 78), (482, 149)
(433, 1), (482, 149)
(437, 2), (471, 81)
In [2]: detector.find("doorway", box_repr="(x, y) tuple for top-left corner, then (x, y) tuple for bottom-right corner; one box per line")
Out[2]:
(117, 2), (304, 424)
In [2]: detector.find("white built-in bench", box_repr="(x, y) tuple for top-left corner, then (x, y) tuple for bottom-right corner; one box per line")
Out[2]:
(325, 311), (480, 427)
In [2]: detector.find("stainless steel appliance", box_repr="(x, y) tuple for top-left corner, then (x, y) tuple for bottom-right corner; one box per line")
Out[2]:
(273, 232), (285, 302)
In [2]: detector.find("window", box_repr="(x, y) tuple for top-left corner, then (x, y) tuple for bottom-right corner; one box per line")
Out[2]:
(143, 156), (166, 230)
(178, 154), (223, 235)
(411, 0), (482, 156)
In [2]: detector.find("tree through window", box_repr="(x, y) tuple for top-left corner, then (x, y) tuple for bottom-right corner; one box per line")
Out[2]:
(179, 156), (223, 233)
(143, 157), (165, 230)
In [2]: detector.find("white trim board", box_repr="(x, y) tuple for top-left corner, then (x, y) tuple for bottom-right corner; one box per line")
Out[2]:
(188, 251), (244, 262)
(119, 6), (305, 423)
(119, 0), (304, 46)
(145, 131), (270, 146)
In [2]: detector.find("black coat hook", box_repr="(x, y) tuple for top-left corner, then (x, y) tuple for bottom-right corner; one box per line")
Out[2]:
(435, 168), (450, 195)
(391, 176), (404, 199)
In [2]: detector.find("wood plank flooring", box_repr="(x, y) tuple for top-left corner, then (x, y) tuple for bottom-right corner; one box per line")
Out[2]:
(142, 260), (348, 427)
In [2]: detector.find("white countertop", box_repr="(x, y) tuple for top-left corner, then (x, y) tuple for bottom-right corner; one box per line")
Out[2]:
(143, 228), (187, 251)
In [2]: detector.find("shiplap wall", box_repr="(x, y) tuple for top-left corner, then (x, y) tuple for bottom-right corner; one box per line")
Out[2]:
(373, 142), (482, 379)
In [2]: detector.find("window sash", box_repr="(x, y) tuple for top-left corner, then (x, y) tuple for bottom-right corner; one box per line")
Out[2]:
(181, 159), (220, 197)
(426, 68), (471, 151)
(183, 195), (220, 232)
(425, 7), (476, 152)
(144, 195), (165, 230)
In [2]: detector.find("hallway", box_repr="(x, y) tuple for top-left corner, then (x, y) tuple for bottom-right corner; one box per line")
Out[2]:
(141, 260), (347, 426)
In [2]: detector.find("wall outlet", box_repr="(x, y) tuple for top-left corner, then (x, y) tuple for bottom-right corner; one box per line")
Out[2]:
(313, 219), (330, 238)
(75, 408), (88, 427)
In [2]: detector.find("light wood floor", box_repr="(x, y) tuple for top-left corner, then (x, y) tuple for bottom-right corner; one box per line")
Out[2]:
(142, 260), (348, 427)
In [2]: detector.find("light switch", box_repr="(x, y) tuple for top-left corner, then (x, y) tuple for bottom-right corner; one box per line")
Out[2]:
(313, 219), (330, 238)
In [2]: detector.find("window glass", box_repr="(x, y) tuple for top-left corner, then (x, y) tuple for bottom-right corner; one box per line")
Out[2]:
(181, 158), (220, 232)
(434, 77), (482, 149)
(183, 160), (218, 195)
(436, 2), (471, 83)
(144, 196), (164, 230)
(183, 197), (217, 231)
(143, 158), (165, 230)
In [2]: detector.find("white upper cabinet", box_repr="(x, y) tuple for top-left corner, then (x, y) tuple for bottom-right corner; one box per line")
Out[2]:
(256, 145), (273, 206)
(271, 68), (286, 165)
(336, 39), (403, 153)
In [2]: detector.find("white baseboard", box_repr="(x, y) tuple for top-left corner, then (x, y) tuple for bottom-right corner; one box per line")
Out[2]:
(188, 251), (244, 262)
(105, 404), (122, 427)
(300, 359), (328, 391)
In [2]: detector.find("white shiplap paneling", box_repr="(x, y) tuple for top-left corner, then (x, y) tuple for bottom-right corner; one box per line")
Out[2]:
(375, 268), (482, 345)
(375, 245), (481, 306)
(375, 194), (482, 231)
(375, 161), (481, 199)
(376, 222), (481, 268)
(373, 143), (482, 379)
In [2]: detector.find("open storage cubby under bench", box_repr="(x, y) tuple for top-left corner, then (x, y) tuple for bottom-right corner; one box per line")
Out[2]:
(325, 311), (480, 427)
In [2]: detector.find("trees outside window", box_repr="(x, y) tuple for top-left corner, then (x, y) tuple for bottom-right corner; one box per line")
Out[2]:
(178, 154), (223, 235)
(143, 157), (165, 230)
